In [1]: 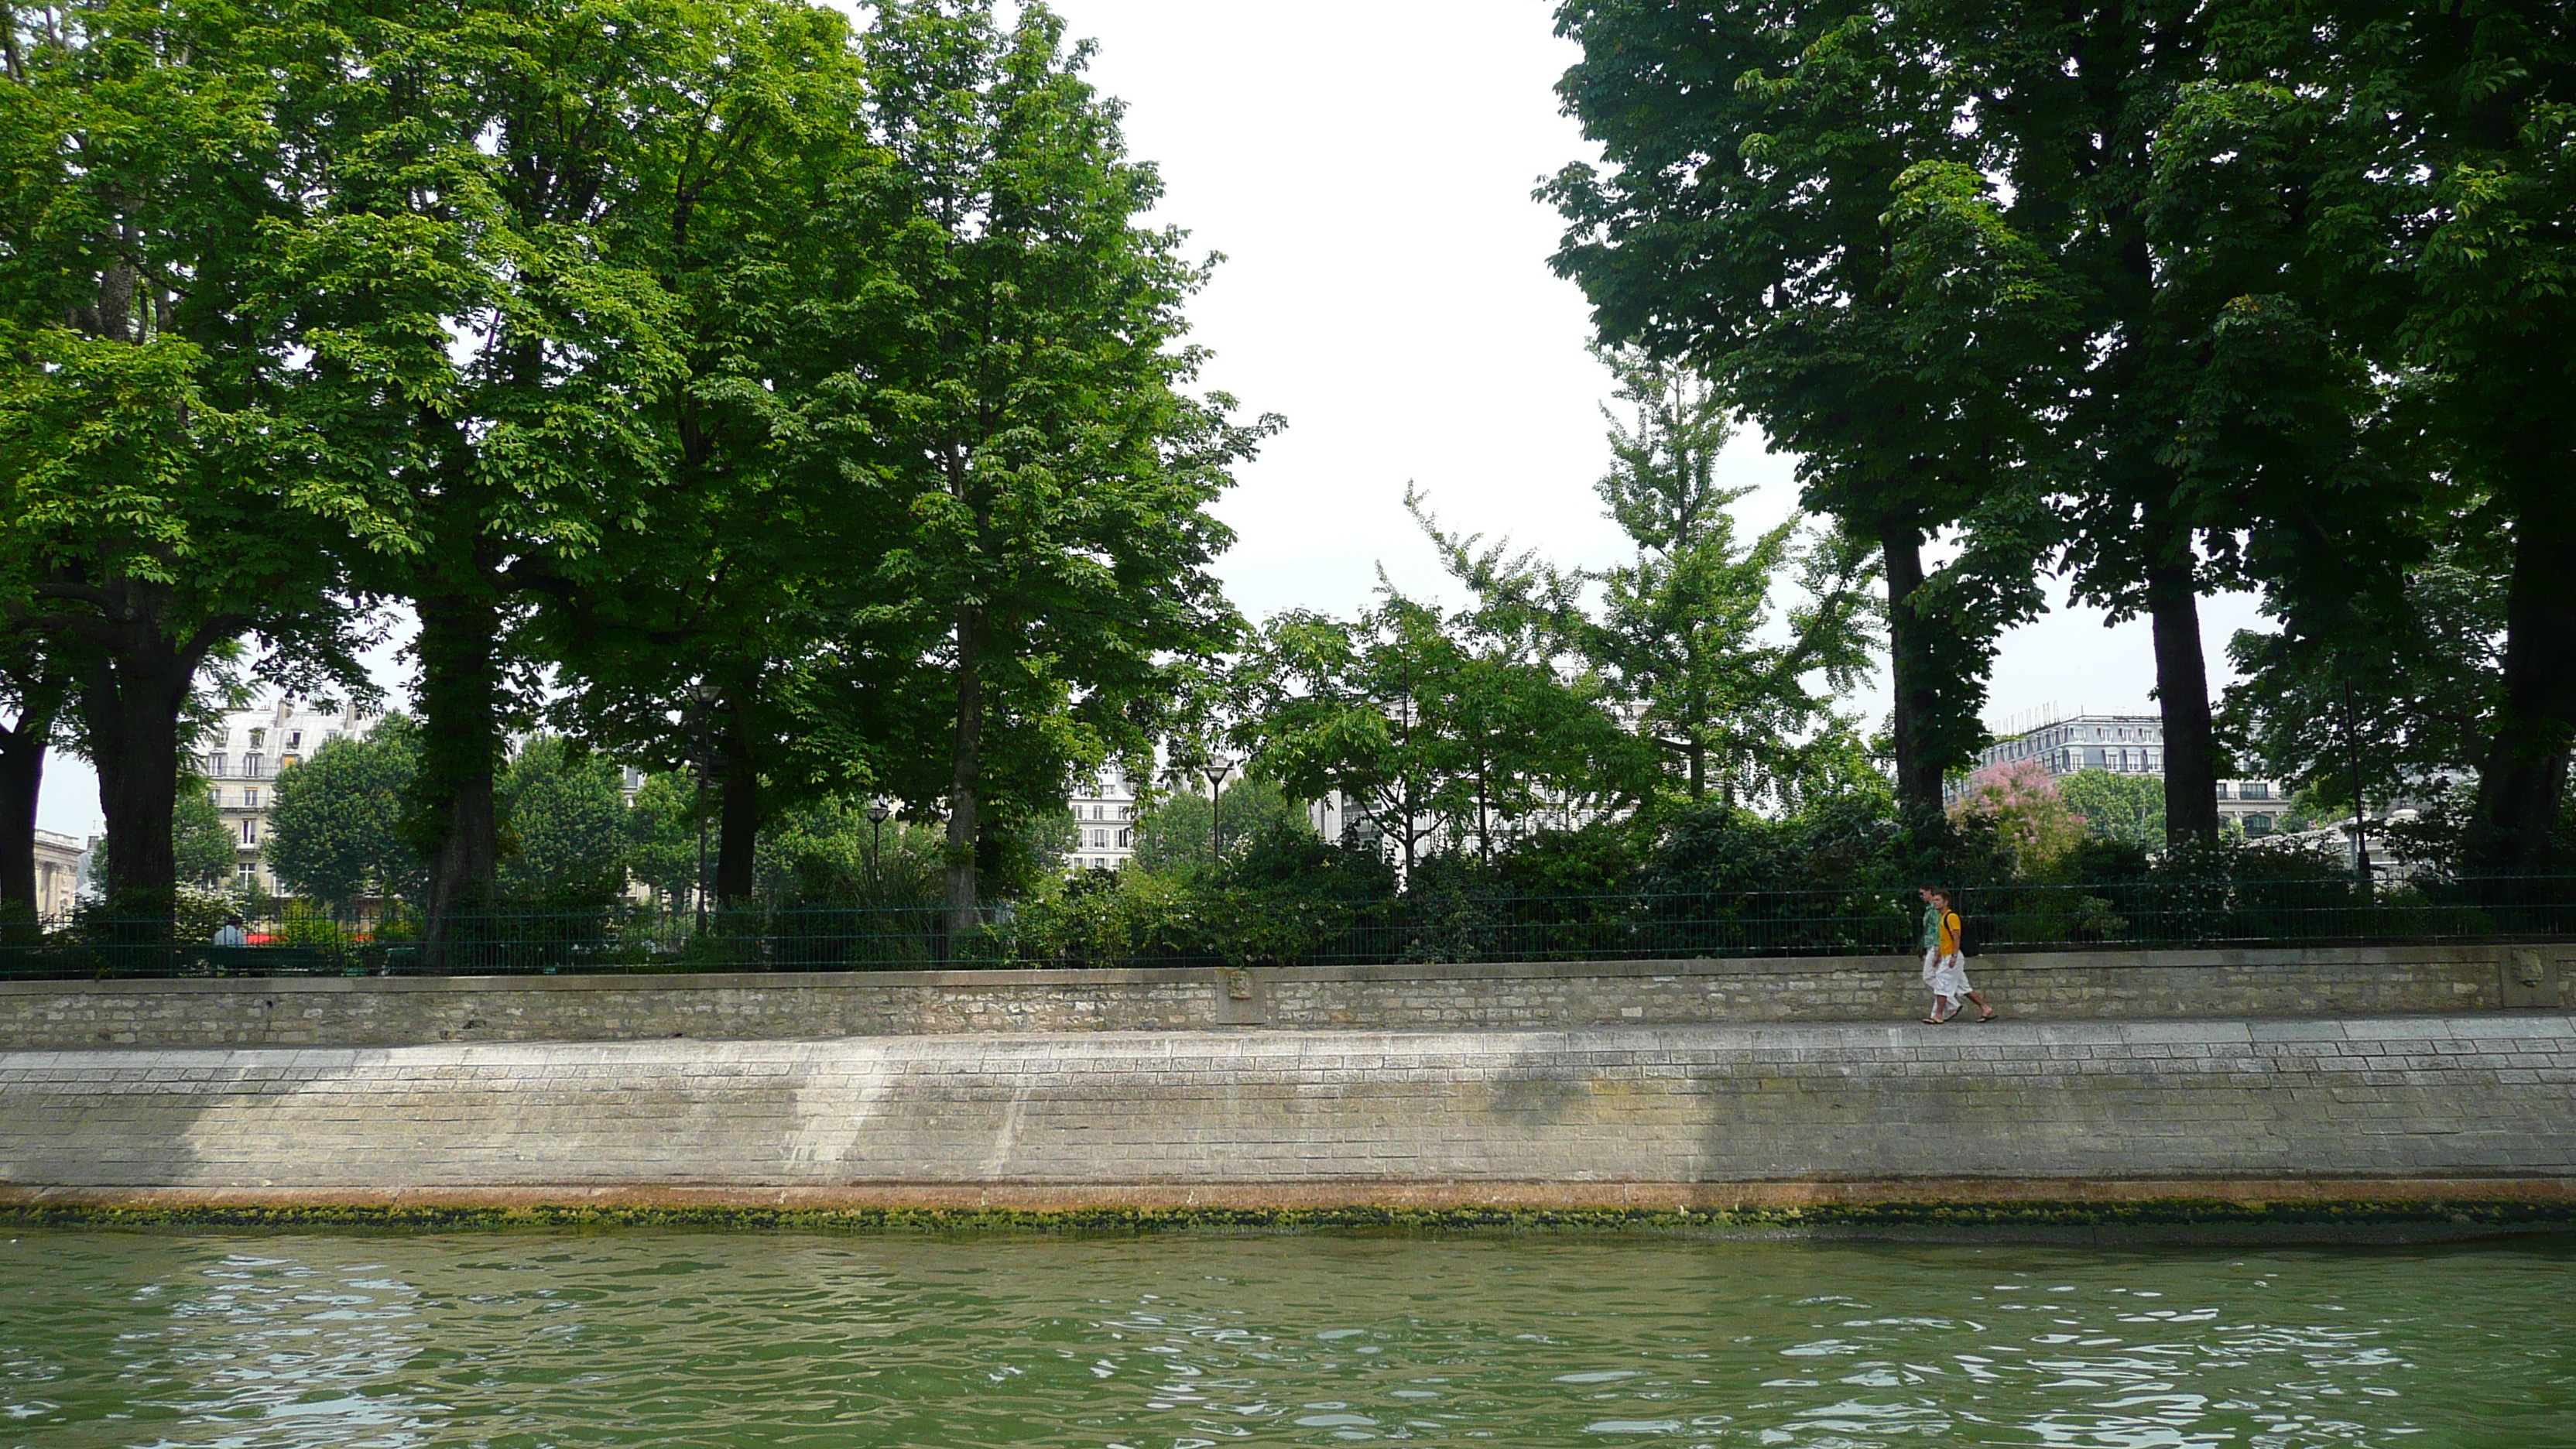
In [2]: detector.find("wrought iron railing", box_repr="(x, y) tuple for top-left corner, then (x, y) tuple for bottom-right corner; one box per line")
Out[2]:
(2, 875), (2568, 980)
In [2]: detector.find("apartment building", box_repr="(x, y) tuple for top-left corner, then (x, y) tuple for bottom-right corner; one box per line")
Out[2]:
(200, 697), (380, 895)
(1968, 710), (2290, 834)
(1066, 767), (1140, 872)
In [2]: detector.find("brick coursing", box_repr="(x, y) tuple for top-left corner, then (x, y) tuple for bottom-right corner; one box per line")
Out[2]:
(2, 1016), (2569, 1192)
(2, 944), (2566, 1051)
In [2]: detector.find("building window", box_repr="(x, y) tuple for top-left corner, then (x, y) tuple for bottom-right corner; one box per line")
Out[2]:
(248, 728), (265, 748)
(2216, 783), (2232, 800)
(245, 752), (263, 776)
(2242, 783), (2271, 800)
(207, 787), (221, 807)
(2245, 814), (2275, 836)
(245, 788), (259, 810)
(286, 731), (301, 750)
(1118, 829), (1132, 848)
(208, 753), (228, 776)
(240, 819), (257, 844)
(238, 862), (256, 889)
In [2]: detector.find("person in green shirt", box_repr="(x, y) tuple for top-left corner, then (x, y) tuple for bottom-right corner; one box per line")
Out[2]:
(1916, 886), (1994, 1023)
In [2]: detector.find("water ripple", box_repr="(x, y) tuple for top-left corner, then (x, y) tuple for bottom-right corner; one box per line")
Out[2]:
(1, 1233), (2567, 1447)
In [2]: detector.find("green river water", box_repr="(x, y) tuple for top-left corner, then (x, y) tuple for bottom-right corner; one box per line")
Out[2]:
(1, 1229), (2569, 1447)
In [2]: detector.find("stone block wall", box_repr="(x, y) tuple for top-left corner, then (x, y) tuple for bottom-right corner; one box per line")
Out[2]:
(4, 1015), (2570, 1204)
(1, 943), (2567, 1051)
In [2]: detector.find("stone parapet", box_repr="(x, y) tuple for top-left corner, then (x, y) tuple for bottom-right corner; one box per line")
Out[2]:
(2, 942), (2568, 1050)
(3, 1015), (2570, 1204)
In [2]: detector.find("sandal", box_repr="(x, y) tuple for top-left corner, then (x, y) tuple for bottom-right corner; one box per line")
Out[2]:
(1921, 1013), (1950, 1024)
(1977, 1010), (1998, 1023)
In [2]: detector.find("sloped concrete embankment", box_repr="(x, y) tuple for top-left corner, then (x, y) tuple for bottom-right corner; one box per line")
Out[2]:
(3, 1015), (2571, 1208)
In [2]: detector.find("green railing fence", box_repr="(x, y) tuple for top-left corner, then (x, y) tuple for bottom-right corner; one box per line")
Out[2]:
(4, 874), (2571, 981)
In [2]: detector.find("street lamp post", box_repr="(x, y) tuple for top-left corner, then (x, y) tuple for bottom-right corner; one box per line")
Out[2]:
(2342, 676), (2372, 888)
(687, 683), (718, 936)
(866, 802), (890, 889)
(1199, 751), (1236, 864)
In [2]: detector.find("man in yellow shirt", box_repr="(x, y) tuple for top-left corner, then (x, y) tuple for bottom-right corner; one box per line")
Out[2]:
(1917, 886), (1995, 1023)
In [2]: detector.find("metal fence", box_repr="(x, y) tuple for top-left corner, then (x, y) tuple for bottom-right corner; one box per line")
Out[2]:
(4, 875), (2570, 981)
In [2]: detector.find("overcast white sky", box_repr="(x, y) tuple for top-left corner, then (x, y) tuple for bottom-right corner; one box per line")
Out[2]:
(33, 0), (2261, 838)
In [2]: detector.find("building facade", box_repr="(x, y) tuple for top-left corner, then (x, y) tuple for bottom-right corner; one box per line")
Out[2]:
(201, 698), (381, 896)
(1967, 711), (2289, 835)
(1066, 768), (1140, 872)
(32, 830), (83, 919)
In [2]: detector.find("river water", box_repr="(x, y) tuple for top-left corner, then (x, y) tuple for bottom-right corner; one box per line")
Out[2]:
(2, 1228), (2567, 1447)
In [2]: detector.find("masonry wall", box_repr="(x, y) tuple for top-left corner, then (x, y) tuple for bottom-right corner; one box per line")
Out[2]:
(4, 1016), (2571, 1205)
(3, 943), (2569, 1051)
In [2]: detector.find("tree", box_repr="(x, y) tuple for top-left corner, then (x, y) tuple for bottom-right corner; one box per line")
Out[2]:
(93, 771), (235, 895)
(1951, 761), (2083, 877)
(855, 2), (1273, 937)
(496, 736), (629, 906)
(2270, 3), (2576, 869)
(0, 1), (376, 920)
(2221, 525), (2502, 821)
(2057, 769), (2168, 851)
(625, 771), (708, 911)
(533, 0), (918, 911)
(173, 777), (232, 890)
(1548, 2), (2056, 824)
(233, 0), (893, 954)
(1242, 585), (1654, 873)
(265, 715), (424, 913)
(1131, 776), (1305, 875)
(0, 632), (71, 921)
(1569, 351), (1879, 811)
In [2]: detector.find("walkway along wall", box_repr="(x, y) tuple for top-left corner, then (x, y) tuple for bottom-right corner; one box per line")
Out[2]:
(4, 942), (2571, 1051)
(4, 950), (2570, 1209)
(3, 1016), (2571, 1208)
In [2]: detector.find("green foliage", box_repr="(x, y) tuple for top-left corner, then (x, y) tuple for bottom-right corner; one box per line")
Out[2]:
(172, 777), (234, 890)
(851, 1), (1275, 913)
(1130, 778), (1303, 875)
(623, 772), (706, 910)
(495, 737), (631, 907)
(757, 800), (946, 911)
(1948, 762), (2083, 879)
(1574, 351), (1880, 810)
(2221, 531), (2506, 818)
(1547, 2), (2052, 815)
(265, 715), (423, 912)
(2056, 770), (2169, 850)
(1240, 584), (1655, 871)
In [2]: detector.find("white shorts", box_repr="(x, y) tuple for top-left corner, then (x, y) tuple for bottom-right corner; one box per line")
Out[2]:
(1922, 948), (1972, 1000)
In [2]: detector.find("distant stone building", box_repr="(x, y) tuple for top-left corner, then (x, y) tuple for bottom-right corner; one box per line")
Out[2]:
(31, 829), (82, 919)
(1066, 768), (1140, 872)
(200, 697), (381, 896)
(1966, 710), (2290, 835)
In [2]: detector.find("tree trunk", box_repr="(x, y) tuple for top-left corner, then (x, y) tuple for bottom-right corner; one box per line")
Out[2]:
(412, 591), (504, 961)
(944, 606), (984, 944)
(77, 619), (203, 921)
(2143, 544), (2221, 848)
(714, 710), (759, 906)
(0, 719), (47, 925)
(2468, 477), (2576, 871)
(1879, 516), (1943, 820)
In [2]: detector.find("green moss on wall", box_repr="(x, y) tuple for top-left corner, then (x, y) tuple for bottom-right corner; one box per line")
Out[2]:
(4, 1198), (2569, 1236)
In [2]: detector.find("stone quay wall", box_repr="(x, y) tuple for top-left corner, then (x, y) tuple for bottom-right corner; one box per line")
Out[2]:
(2, 942), (2568, 1052)
(4, 1015), (2571, 1207)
